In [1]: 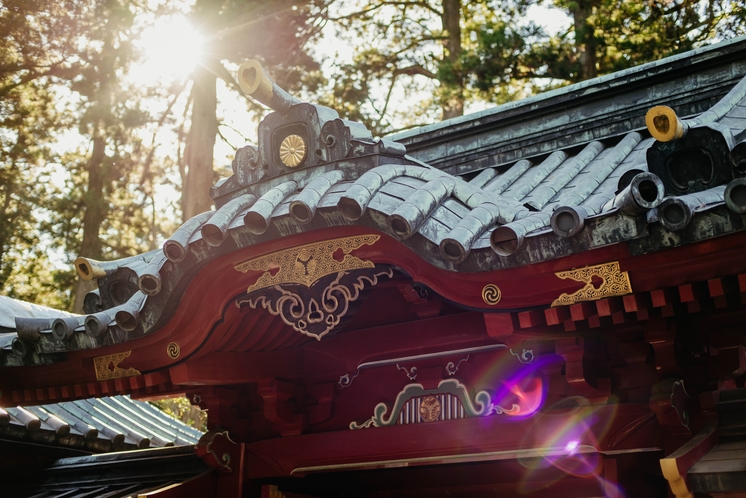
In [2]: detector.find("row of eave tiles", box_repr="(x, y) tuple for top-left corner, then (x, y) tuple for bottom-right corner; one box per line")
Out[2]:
(3, 77), (746, 357)
(0, 395), (202, 452)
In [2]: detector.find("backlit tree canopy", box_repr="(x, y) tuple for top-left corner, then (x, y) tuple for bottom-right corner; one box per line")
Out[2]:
(326, 0), (746, 135)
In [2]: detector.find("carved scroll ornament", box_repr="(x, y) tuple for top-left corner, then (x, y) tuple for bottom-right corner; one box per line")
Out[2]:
(234, 235), (380, 293)
(238, 268), (393, 341)
(552, 261), (632, 307)
(93, 350), (141, 381)
(350, 379), (518, 429)
(195, 430), (239, 473)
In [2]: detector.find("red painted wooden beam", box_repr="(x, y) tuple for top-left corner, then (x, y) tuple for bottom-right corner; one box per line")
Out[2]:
(242, 403), (658, 479)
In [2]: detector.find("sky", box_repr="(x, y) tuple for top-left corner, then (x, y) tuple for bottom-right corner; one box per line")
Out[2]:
(130, 2), (574, 172)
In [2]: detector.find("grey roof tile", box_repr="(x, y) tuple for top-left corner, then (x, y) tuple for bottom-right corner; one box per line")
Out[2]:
(1, 396), (201, 454)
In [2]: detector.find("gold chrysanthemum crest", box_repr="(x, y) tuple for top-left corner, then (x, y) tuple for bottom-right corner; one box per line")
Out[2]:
(279, 134), (306, 167)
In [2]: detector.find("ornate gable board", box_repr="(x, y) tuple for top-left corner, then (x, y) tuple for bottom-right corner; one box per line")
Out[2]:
(234, 235), (391, 340)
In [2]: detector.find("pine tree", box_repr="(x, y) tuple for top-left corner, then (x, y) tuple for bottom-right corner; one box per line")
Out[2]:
(0, 1), (173, 310)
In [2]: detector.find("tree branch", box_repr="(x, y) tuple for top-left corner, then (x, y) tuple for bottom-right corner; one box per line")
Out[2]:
(394, 64), (437, 79)
(331, 1), (442, 22)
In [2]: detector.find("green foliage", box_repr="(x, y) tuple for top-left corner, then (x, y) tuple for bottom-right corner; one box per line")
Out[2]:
(151, 396), (208, 432)
(326, 0), (746, 135)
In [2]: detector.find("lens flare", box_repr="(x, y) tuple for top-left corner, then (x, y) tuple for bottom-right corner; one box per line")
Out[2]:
(498, 376), (545, 418)
(564, 439), (579, 454)
(487, 354), (558, 420)
(472, 351), (624, 495)
(514, 396), (625, 495)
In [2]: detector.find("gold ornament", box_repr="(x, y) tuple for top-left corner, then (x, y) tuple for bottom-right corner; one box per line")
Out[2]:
(482, 284), (501, 305)
(93, 351), (141, 381)
(167, 342), (181, 359)
(234, 235), (380, 293)
(419, 395), (442, 422)
(279, 134), (306, 167)
(552, 261), (632, 306)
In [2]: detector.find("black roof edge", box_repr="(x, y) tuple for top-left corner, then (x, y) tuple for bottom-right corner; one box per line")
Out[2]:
(391, 35), (746, 176)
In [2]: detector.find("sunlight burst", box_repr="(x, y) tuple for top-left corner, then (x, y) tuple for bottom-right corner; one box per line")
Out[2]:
(138, 16), (203, 81)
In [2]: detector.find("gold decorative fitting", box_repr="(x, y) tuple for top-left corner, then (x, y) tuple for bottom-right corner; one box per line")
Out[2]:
(645, 105), (687, 142)
(167, 342), (180, 359)
(279, 134), (306, 167)
(234, 235), (380, 293)
(552, 261), (632, 307)
(419, 396), (441, 423)
(93, 350), (141, 381)
(482, 284), (501, 305)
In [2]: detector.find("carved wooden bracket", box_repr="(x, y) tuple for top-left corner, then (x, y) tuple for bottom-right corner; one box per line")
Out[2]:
(257, 379), (305, 436)
(195, 430), (241, 473)
(195, 430), (246, 498)
(397, 282), (442, 319)
(556, 337), (610, 401)
(645, 318), (680, 376)
(650, 378), (691, 436)
(660, 421), (718, 498)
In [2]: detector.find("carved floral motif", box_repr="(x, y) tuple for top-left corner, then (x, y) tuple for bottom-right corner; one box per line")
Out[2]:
(279, 134), (307, 167)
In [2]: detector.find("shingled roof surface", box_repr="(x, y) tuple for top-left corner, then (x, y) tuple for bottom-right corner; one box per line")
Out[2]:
(4, 445), (210, 498)
(1, 395), (203, 452)
(2, 36), (746, 367)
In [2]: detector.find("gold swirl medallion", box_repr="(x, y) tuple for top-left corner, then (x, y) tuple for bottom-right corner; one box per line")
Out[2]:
(419, 396), (441, 423)
(482, 284), (501, 305)
(167, 342), (181, 359)
(279, 134), (306, 167)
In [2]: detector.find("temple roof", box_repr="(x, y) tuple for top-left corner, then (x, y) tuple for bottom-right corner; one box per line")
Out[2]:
(1, 395), (202, 453)
(4, 445), (209, 498)
(2, 36), (746, 369)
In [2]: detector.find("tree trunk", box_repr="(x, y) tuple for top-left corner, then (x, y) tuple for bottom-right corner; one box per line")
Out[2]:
(181, 66), (218, 221)
(0, 168), (16, 287)
(73, 135), (107, 312)
(441, 0), (464, 120)
(572, 0), (599, 80)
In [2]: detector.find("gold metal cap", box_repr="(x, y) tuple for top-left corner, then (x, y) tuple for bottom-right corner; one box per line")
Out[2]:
(645, 105), (688, 142)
